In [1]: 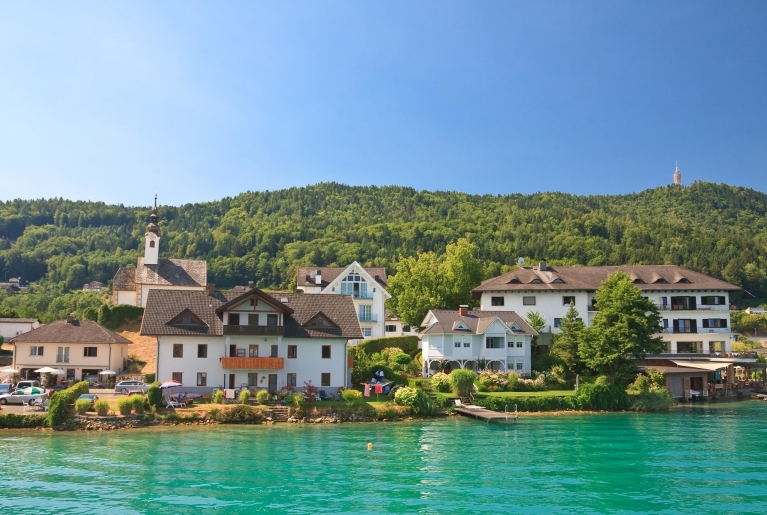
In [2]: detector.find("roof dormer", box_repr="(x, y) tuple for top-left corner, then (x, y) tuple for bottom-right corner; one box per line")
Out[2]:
(168, 309), (207, 327)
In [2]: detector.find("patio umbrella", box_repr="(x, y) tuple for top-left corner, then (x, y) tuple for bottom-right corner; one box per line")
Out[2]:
(99, 370), (117, 375)
(34, 367), (60, 374)
(160, 380), (182, 389)
(1, 368), (19, 374)
(18, 387), (44, 395)
(54, 369), (65, 375)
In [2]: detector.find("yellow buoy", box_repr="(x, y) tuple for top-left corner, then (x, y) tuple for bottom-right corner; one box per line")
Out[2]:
(367, 443), (373, 450)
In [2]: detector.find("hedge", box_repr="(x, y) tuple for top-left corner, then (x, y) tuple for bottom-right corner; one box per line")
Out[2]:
(0, 413), (46, 428)
(45, 381), (90, 428)
(474, 395), (578, 412)
(357, 336), (419, 357)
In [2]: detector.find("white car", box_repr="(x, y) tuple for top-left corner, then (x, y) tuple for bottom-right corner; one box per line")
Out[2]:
(114, 380), (149, 394)
(0, 389), (47, 405)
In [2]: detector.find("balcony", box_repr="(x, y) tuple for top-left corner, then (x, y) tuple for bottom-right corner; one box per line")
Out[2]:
(359, 314), (378, 322)
(661, 327), (730, 334)
(350, 293), (374, 300)
(221, 357), (284, 369)
(223, 325), (284, 336)
(657, 303), (731, 312)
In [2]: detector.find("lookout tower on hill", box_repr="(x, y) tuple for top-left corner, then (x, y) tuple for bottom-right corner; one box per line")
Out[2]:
(673, 165), (682, 185)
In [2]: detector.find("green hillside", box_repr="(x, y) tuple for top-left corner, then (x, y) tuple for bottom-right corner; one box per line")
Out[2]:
(1, 181), (766, 316)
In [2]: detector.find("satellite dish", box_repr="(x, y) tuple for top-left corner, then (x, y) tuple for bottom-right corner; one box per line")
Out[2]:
(517, 257), (525, 267)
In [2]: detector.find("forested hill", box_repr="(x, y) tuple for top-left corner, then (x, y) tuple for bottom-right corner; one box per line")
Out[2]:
(1, 181), (766, 302)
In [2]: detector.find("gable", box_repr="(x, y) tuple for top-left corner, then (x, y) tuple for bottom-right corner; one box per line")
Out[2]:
(303, 312), (339, 329)
(168, 309), (207, 327)
(486, 319), (509, 334)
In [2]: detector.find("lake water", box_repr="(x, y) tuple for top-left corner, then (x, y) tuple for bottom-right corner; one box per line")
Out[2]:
(2, 402), (767, 514)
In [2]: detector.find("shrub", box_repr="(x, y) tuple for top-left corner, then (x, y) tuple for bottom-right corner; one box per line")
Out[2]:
(394, 387), (436, 415)
(279, 388), (295, 404)
(303, 381), (318, 402)
(144, 373), (156, 384)
(474, 394), (578, 413)
(70, 381), (90, 398)
(239, 389), (251, 405)
(430, 372), (451, 393)
(342, 389), (363, 405)
(207, 407), (221, 419)
(75, 399), (91, 414)
(256, 390), (270, 404)
(117, 398), (133, 415)
(626, 370), (674, 411)
(130, 395), (147, 414)
(212, 389), (224, 404)
(393, 352), (412, 366)
(94, 400), (109, 416)
(215, 405), (262, 424)
(576, 376), (630, 411)
(45, 381), (90, 428)
(0, 413), (46, 428)
(358, 336), (419, 356)
(449, 369), (477, 397)
(147, 382), (161, 409)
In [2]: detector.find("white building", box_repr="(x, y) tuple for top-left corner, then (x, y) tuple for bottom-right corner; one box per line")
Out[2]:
(420, 306), (536, 376)
(11, 318), (131, 382)
(384, 313), (420, 339)
(141, 286), (361, 394)
(112, 199), (207, 307)
(472, 263), (741, 357)
(0, 318), (40, 340)
(296, 263), (390, 340)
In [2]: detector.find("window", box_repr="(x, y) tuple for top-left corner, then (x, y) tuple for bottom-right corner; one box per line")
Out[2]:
(270, 345), (278, 358)
(249, 345), (259, 357)
(359, 305), (373, 321)
(385, 325), (396, 332)
(464, 340), (470, 348)
(236, 348), (246, 357)
(673, 319), (697, 333)
(516, 362), (523, 370)
(182, 316), (191, 324)
(321, 373), (331, 387)
(517, 341), (523, 348)
(363, 328), (372, 337)
(83, 347), (98, 357)
(288, 345), (297, 359)
(173, 344), (184, 358)
(229, 313), (240, 325)
(196, 372), (207, 386)
(554, 318), (562, 328)
(563, 296), (575, 306)
(197, 344), (208, 358)
(455, 339), (462, 348)
(267, 314), (278, 326)
(287, 373), (297, 387)
(507, 341), (514, 348)
(701, 296), (726, 305)
(172, 372), (183, 383)
(491, 296), (505, 306)
(663, 319), (668, 329)
(248, 373), (258, 386)
(248, 314), (259, 326)
(322, 345), (331, 358)
(149, 240), (155, 248)
(56, 347), (70, 363)
(402, 325), (411, 332)
(702, 319), (728, 328)
(522, 296), (536, 306)
(30, 346), (44, 356)
(485, 337), (504, 349)
(677, 342), (700, 353)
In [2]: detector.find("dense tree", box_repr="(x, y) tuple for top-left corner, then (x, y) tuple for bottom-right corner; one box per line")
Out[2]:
(551, 304), (585, 375)
(525, 311), (546, 349)
(579, 271), (665, 384)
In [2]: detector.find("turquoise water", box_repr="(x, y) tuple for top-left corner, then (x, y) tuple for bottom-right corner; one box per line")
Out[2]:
(2, 402), (767, 514)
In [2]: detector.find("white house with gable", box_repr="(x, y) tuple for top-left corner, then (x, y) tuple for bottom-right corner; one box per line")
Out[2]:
(420, 306), (536, 376)
(297, 262), (390, 340)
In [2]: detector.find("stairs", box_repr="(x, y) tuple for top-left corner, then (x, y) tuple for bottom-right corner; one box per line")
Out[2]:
(269, 406), (290, 422)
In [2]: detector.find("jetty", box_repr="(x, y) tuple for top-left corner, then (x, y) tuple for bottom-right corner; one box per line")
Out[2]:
(453, 402), (518, 423)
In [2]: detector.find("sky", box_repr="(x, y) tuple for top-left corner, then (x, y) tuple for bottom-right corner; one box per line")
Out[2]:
(1, 1), (766, 206)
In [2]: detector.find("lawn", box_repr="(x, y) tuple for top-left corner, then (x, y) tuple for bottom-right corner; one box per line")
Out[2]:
(476, 390), (575, 398)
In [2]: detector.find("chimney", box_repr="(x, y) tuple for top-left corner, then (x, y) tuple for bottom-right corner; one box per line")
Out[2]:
(248, 281), (254, 289)
(459, 305), (469, 316)
(207, 283), (216, 295)
(315, 269), (322, 285)
(539, 261), (547, 271)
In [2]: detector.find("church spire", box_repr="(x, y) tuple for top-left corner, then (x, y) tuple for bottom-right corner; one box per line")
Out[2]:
(144, 195), (160, 265)
(146, 194), (160, 234)
(673, 163), (682, 185)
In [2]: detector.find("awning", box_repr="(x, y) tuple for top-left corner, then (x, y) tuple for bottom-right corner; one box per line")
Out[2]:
(671, 361), (728, 371)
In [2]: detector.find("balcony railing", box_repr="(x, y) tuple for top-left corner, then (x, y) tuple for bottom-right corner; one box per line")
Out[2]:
(221, 357), (284, 369)
(223, 325), (285, 336)
(657, 304), (731, 312)
(587, 306), (599, 312)
(661, 327), (730, 334)
(359, 314), (378, 322)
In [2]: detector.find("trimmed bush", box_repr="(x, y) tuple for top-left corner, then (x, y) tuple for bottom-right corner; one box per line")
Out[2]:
(0, 413), (46, 428)
(394, 387), (436, 415)
(144, 373), (156, 384)
(212, 389), (224, 404)
(117, 398), (133, 415)
(358, 336), (419, 357)
(342, 389), (363, 405)
(430, 372), (451, 393)
(75, 399), (91, 414)
(130, 395), (147, 414)
(239, 389), (251, 405)
(256, 390), (269, 404)
(393, 352), (412, 365)
(45, 381), (90, 428)
(215, 405), (262, 424)
(474, 395), (578, 413)
(449, 369), (477, 397)
(94, 400), (109, 416)
(147, 382), (161, 409)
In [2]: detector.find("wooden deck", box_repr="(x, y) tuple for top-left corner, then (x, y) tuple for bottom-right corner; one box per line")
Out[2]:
(454, 405), (518, 423)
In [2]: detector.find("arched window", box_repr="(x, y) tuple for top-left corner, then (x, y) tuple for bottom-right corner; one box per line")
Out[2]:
(149, 240), (155, 248)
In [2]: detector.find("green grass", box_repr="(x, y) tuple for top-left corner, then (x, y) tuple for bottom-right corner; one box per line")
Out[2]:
(476, 390), (575, 398)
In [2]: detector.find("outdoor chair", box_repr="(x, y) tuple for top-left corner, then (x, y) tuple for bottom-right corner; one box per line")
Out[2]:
(22, 399), (31, 411)
(318, 390), (328, 401)
(454, 399), (482, 410)
(165, 398), (186, 409)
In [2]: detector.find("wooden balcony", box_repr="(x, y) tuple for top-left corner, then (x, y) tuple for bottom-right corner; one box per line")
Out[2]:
(221, 357), (285, 369)
(223, 325), (284, 336)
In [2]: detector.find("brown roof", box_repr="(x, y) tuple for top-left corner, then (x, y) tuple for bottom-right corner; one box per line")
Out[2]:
(297, 266), (388, 289)
(472, 265), (741, 299)
(141, 290), (362, 339)
(112, 267), (136, 291)
(639, 366), (710, 375)
(13, 320), (131, 344)
(0, 318), (39, 324)
(421, 310), (537, 336)
(135, 257), (207, 287)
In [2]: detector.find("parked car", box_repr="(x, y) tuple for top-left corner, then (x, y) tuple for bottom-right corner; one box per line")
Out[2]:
(15, 380), (41, 390)
(114, 380), (149, 394)
(77, 393), (99, 407)
(0, 384), (13, 394)
(0, 388), (47, 405)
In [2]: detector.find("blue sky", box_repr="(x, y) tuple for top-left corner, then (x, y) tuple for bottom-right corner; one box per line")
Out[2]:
(1, 1), (766, 206)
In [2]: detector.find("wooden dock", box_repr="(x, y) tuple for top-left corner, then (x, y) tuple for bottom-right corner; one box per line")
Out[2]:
(454, 405), (518, 423)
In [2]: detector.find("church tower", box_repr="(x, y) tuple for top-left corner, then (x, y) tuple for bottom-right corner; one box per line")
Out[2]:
(673, 164), (682, 185)
(144, 195), (160, 265)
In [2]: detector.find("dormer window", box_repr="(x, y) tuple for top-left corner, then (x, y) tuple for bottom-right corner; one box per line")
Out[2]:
(168, 309), (206, 326)
(303, 312), (338, 329)
(552, 278), (564, 283)
(530, 279), (542, 284)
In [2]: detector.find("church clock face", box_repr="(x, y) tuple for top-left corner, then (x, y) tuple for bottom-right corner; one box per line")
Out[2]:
(147, 233), (157, 241)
